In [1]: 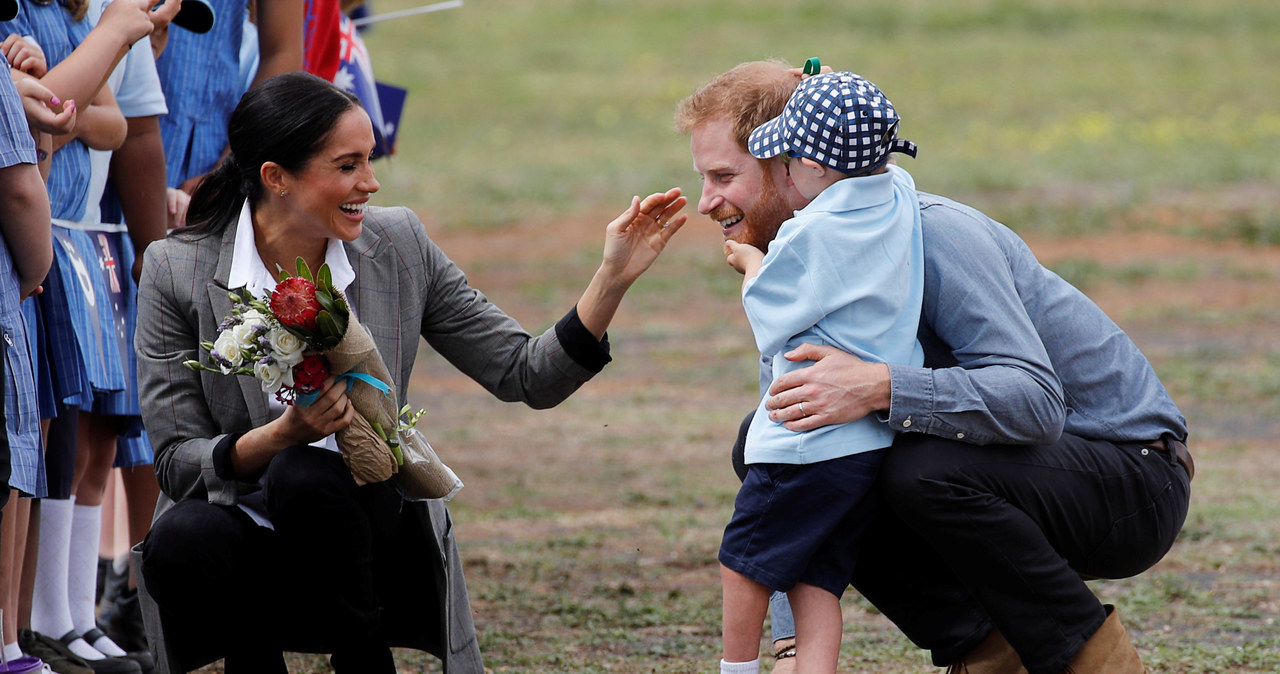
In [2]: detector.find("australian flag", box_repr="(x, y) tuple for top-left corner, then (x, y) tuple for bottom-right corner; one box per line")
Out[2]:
(335, 14), (407, 159)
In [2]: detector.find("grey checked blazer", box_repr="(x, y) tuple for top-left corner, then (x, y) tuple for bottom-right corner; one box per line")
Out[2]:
(135, 205), (602, 672)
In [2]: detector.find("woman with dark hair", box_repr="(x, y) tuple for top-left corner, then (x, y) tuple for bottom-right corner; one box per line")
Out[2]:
(134, 72), (687, 672)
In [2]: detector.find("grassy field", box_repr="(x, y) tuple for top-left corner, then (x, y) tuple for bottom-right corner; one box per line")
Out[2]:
(226, 0), (1279, 671)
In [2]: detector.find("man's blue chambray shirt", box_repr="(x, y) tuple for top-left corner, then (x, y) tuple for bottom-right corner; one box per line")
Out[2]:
(880, 192), (1187, 446)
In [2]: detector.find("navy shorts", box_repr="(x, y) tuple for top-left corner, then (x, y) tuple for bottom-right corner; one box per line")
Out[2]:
(719, 450), (884, 597)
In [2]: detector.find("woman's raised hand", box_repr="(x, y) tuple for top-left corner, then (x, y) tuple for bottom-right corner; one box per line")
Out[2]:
(600, 187), (687, 287)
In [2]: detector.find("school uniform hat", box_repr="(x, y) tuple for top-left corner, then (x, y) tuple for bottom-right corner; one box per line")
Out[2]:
(749, 71), (918, 174)
(171, 0), (215, 34)
(1, 0), (18, 22)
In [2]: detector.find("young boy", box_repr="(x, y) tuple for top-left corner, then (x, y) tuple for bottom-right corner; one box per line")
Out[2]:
(718, 71), (923, 674)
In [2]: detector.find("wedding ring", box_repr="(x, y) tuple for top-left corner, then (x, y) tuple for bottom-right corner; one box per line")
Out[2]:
(798, 402), (807, 417)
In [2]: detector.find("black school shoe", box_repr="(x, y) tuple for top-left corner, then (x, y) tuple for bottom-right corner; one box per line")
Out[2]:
(17, 629), (93, 674)
(80, 629), (154, 674)
(52, 632), (142, 674)
(97, 587), (147, 654)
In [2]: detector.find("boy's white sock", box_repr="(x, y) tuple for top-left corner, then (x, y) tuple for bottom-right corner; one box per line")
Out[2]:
(31, 497), (76, 640)
(70, 504), (127, 657)
(720, 658), (760, 674)
(3, 641), (23, 661)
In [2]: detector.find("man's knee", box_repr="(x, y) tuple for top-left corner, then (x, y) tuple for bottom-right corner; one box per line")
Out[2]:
(880, 435), (974, 520)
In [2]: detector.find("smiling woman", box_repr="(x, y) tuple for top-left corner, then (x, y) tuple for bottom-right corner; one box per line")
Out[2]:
(133, 71), (688, 673)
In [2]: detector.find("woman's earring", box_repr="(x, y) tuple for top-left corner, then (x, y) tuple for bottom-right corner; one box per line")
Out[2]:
(280, 189), (287, 197)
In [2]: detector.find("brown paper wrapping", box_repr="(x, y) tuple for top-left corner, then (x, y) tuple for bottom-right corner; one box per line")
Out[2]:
(325, 312), (463, 500)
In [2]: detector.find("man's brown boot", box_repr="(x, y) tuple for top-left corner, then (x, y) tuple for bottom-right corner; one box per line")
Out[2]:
(945, 627), (1028, 674)
(1062, 605), (1145, 673)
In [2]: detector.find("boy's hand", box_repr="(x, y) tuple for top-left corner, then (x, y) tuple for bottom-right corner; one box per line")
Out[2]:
(724, 239), (764, 276)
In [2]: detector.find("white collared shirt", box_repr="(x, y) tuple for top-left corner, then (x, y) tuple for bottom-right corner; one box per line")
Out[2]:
(226, 199), (357, 455)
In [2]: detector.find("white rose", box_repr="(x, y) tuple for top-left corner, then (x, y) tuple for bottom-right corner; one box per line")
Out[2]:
(254, 358), (294, 393)
(212, 330), (244, 373)
(233, 310), (268, 347)
(268, 328), (305, 368)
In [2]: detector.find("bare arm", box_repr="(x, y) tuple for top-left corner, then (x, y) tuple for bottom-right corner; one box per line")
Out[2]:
(63, 85), (126, 151)
(35, 0), (153, 110)
(108, 115), (168, 281)
(0, 162), (53, 297)
(575, 188), (687, 339)
(250, 0), (304, 87)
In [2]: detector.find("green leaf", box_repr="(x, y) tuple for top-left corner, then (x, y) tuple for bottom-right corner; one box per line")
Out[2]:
(316, 310), (339, 336)
(318, 264), (333, 292)
(316, 289), (334, 312)
(391, 442), (404, 466)
(371, 420), (388, 442)
(295, 256), (313, 282)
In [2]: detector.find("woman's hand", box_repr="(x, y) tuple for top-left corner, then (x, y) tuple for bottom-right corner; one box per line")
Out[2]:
(599, 187), (687, 287)
(277, 377), (356, 446)
(574, 188), (687, 340)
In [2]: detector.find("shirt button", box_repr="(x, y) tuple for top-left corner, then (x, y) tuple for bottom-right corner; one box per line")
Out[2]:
(956, 433), (965, 439)
(1141, 448), (1149, 456)
(902, 418), (912, 428)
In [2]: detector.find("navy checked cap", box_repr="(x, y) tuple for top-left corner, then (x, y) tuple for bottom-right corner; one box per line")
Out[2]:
(749, 71), (917, 174)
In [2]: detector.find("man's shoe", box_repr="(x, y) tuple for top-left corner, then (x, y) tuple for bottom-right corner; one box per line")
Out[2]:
(1062, 605), (1145, 673)
(51, 633), (141, 674)
(17, 630), (93, 674)
(945, 627), (1028, 674)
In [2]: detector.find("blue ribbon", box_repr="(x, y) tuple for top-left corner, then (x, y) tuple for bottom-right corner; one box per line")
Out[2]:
(295, 371), (391, 407)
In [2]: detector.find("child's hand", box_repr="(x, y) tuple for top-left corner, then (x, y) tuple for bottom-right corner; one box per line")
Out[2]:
(3, 34), (48, 76)
(97, 0), (156, 47)
(724, 239), (764, 276)
(13, 75), (75, 135)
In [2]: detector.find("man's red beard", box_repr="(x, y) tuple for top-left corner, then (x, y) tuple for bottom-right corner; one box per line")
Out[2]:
(713, 172), (793, 252)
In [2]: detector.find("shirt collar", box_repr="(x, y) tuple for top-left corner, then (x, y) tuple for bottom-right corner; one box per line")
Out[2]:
(228, 200), (356, 297)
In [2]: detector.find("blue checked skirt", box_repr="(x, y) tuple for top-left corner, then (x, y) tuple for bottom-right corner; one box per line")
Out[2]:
(41, 224), (152, 468)
(3, 263), (46, 497)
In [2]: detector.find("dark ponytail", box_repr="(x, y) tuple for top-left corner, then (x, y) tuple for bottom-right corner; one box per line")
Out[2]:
(178, 72), (361, 237)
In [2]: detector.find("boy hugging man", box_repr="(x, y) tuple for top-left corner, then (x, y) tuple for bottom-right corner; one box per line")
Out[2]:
(718, 71), (922, 674)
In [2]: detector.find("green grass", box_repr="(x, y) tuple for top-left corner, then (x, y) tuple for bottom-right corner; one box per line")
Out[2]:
(364, 0), (1280, 232)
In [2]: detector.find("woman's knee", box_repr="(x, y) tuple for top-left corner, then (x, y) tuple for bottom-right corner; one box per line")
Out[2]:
(262, 446), (352, 506)
(141, 500), (254, 601)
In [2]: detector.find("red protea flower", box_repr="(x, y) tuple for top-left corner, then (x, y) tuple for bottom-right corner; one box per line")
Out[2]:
(270, 276), (322, 331)
(292, 354), (330, 394)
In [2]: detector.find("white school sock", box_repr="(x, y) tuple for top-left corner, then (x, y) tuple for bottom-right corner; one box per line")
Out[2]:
(4, 641), (23, 661)
(31, 497), (76, 641)
(70, 504), (126, 657)
(720, 658), (760, 674)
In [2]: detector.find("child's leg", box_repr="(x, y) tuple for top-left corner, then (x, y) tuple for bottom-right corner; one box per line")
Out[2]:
(721, 563), (770, 664)
(789, 582), (842, 673)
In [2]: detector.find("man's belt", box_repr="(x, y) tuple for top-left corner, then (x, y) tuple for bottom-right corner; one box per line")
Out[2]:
(1145, 436), (1194, 481)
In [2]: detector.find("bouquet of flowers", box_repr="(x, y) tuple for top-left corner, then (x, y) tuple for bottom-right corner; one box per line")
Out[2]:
(184, 259), (463, 500)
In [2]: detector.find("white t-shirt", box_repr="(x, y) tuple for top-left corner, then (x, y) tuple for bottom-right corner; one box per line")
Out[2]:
(83, 0), (168, 225)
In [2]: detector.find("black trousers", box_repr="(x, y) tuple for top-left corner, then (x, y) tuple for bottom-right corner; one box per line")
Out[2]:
(733, 421), (1190, 674)
(140, 446), (404, 673)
